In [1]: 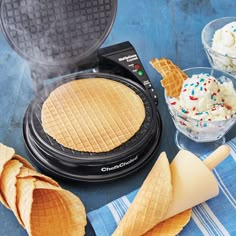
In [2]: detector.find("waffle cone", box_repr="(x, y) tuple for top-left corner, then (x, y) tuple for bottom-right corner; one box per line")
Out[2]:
(13, 154), (34, 170)
(0, 143), (15, 207)
(0, 143), (87, 235)
(161, 69), (187, 97)
(143, 209), (192, 236)
(16, 177), (35, 229)
(0, 159), (24, 226)
(30, 180), (86, 236)
(150, 58), (187, 78)
(18, 166), (60, 187)
(112, 152), (172, 236)
(112, 146), (226, 236)
(150, 58), (179, 77)
(150, 58), (187, 97)
(16, 178), (86, 236)
(41, 78), (145, 152)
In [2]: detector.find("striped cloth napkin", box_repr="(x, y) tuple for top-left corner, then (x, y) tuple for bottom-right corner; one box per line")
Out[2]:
(87, 137), (236, 236)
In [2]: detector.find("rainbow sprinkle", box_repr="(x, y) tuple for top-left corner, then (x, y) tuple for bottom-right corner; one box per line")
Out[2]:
(181, 109), (189, 114)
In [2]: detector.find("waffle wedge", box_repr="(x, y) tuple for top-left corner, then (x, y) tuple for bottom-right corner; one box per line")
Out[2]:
(161, 69), (187, 97)
(150, 58), (188, 97)
(150, 58), (179, 77)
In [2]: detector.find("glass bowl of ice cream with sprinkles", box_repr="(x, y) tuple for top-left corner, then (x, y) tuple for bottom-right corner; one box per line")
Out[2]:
(165, 67), (236, 155)
(202, 17), (236, 76)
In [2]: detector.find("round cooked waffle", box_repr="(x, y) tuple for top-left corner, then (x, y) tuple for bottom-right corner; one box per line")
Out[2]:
(41, 78), (146, 153)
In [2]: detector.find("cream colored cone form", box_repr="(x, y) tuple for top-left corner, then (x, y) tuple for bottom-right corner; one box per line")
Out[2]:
(112, 152), (172, 236)
(163, 145), (230, 220)
(163, 150), (218, 220)
(113, 145), (230, 236)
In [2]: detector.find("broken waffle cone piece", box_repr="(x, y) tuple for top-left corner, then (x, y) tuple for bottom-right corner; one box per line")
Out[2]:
(150, 58), (188, 97)
(143, 209), (192, 236)
(150, 58), (179, 77)
(112, 152), (172, 236)
(203, 145), (230, 170)
(161, 69), (187, 98)
(150, 58), (187, 78)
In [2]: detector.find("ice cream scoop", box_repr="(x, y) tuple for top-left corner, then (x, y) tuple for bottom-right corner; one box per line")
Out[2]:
(162, 66), (236, 144)
(202, 17), (236, 75)
(212, 22), (236, 58)
(169, 73), (236, 121)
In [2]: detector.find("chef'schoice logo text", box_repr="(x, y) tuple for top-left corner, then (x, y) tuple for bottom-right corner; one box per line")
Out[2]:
(101, 156), (138, 172)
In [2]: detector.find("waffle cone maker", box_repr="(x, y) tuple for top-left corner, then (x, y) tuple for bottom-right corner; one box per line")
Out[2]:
(0, 0), (162, 182)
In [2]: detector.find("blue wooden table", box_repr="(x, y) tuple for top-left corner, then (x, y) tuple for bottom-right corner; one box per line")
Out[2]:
(0, 1), (235, 235)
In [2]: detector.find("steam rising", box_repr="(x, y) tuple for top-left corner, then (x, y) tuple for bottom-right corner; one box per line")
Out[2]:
(2, 0), (114, 68)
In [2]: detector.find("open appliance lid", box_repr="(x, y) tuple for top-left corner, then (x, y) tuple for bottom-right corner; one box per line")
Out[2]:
(0, 0), (117, 66)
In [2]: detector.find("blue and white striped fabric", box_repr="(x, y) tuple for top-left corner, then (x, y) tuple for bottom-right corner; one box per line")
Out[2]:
(87, 137), (236, 236)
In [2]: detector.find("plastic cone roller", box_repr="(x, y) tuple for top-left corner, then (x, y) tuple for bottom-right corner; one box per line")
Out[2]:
(163, 145), (230, 220)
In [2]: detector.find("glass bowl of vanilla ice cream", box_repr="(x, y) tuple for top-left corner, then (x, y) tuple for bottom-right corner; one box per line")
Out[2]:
(165, 67), (236, 155)
(202, 17), (236, 76)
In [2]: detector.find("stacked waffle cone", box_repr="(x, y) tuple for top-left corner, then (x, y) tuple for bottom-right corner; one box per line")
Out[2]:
(0, 143), (86, 236)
